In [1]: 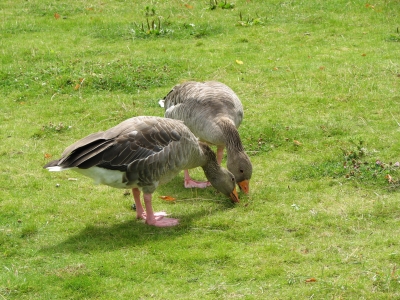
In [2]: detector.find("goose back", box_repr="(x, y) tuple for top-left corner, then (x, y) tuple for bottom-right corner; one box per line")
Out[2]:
(164, 81), (243, 146)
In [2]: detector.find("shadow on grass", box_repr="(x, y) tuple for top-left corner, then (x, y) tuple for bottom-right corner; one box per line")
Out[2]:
(41, 201), (234, 254)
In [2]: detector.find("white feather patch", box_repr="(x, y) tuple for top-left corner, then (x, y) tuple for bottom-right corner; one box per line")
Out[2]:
(158, 99), (165, 108)
(46, 166), (67, 172)
(75, 167), (128, 188)
(165, 105), (175, 115)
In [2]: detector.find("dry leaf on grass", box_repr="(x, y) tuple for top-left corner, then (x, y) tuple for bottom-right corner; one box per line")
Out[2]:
(293, 140), (302, 146)
(160, 195), (176, 201)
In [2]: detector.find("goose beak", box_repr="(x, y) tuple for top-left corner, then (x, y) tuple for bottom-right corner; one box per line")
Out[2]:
(238, 180), (250, 194)
(229, 187), (240, 203)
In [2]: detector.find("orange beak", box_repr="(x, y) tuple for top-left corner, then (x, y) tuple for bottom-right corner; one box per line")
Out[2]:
(238, 179), (250, 194)
(229, 186), (240, 203)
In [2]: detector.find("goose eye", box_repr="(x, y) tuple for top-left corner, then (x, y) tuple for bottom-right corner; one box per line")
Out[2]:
(240, 169), (244, 173)
(231, 177), (235, 182)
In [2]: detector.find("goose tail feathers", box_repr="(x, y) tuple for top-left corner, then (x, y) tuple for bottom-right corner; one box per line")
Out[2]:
(43, 160), (69, 171)
(46, 166), (68, 172)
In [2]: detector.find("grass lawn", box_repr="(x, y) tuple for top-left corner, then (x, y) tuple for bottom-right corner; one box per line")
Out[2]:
(1, 0), (400, 298)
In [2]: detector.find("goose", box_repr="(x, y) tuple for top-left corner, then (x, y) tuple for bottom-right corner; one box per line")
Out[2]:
(43, 116), (239, 227)
(160, 81), (252, 194)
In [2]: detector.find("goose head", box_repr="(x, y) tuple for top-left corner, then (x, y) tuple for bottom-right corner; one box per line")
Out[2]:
(227, 151), (252, 194)
(210, 168), (240, 203)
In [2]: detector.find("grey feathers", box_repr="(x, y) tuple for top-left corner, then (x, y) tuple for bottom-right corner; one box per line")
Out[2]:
(44, 117), (192, 189)
(162, 81), (253, 187)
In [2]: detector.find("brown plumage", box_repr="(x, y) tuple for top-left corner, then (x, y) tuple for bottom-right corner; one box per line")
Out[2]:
(44, 116), (238, 227)
(162, 81), (252, 193)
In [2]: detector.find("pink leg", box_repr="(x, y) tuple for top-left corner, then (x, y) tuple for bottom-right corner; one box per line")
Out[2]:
(143, 193), (179, 227)
(132, 188), (145, 220)
(216, 146), (224, 165)
(184, 169), (211, 188)
(133, 188), (167, 220)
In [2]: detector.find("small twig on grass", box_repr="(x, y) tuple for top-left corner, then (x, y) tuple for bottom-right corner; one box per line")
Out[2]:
(77, 78), (85, 100)
(358, 116), (375, 133)
(50, 93), (58, 101)
(176, 198), (226, 203)
(390, 112), (400, 127)
(191, 227), (225, 232)
(344, 247), (359, 262)
(140, 274), (151, 284)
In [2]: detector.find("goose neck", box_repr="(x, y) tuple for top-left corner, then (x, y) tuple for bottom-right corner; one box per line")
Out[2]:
(218, 119), (244, 153)
(199, 143), (220, 181)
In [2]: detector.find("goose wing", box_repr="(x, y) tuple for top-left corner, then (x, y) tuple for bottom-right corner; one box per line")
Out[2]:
(47, 117), (183, 172)
(163, 81), (243, 127)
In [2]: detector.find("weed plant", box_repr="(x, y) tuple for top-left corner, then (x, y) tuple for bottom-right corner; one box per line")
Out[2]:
(1, 0), (400, 299)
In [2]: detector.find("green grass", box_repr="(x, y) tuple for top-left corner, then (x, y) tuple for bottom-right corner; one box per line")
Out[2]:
(1, 0), (400, 298)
